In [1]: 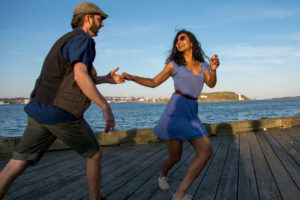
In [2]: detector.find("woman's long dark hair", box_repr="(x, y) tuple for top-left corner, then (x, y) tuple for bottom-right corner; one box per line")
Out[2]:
(166, 29), (209, 66)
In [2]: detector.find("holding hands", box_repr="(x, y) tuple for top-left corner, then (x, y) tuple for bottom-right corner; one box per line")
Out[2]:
(107, 67), (125, 84)
(210, 54), (220, 71)
(121, 72), (133, 81)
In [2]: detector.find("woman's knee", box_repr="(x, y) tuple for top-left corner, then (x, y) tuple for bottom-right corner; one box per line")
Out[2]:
(201, 144), (213, 160)
(206, 146), (213, 159)
(195, 144), (213, 160)
(169, 153), (181, 164)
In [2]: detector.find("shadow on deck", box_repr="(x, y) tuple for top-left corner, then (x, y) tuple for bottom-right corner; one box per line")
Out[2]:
(1, 125), (300, 200)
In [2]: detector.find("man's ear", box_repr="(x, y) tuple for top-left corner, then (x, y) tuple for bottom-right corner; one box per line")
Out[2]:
(84, 15), (91, 24)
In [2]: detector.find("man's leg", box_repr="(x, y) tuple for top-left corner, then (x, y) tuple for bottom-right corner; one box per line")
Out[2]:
(86, 148), (103, 200)
(47, 118), (103, 200)
(0, 116), (56, 199)
(0, 159), (29, 199)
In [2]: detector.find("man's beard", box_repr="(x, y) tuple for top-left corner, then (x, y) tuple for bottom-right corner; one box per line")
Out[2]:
(90, 20), (99, 36)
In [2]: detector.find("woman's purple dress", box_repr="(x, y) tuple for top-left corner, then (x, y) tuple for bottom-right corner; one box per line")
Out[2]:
(153, 61), (210, 140)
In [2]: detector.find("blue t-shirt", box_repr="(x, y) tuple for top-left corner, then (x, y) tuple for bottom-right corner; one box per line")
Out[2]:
(25, 28), (95, 124)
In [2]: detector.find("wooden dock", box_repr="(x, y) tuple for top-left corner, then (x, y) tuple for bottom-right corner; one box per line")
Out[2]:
(1, 126), (299, 200)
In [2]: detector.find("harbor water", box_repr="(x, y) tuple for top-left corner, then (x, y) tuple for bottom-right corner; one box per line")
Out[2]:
(0, 99), (300, 138)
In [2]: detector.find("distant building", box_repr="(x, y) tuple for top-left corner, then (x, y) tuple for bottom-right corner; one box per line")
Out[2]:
(23, 99), (30, 104)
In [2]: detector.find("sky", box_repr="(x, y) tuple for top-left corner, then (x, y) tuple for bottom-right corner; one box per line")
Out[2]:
(0, 0), (299, 100)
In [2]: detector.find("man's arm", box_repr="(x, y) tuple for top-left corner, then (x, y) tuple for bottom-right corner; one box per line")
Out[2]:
(74, 62), (115, 132)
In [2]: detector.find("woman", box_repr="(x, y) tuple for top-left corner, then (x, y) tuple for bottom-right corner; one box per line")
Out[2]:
(122, 30), (220, 200)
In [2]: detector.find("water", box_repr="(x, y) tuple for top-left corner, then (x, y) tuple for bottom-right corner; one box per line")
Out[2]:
(0, 99), (300, 138)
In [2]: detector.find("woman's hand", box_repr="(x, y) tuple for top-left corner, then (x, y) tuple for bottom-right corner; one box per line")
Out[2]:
(122, 72), (133, 80)
(210, 54), (220, 71)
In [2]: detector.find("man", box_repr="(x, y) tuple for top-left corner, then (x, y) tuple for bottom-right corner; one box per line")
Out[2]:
(0, 2), (122, 200)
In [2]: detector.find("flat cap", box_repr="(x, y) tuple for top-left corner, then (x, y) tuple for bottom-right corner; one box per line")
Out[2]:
(73, 2), (108, 19)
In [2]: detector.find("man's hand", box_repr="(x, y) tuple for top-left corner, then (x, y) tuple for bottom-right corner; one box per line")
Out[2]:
(102, 106), (115, 132)
(107, 67), (125, 84)
(210, 54), (220, 71)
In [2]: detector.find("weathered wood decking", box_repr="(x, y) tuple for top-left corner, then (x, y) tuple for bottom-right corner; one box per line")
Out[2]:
(1, 126), (300, 200)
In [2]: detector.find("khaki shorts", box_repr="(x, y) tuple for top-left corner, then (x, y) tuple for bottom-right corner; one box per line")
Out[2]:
(13, 115), (100, 164)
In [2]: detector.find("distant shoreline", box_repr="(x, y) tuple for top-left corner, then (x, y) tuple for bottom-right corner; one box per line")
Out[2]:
(1, 93), (300, 105)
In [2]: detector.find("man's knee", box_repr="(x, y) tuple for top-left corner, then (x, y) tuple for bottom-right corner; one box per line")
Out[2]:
(89, 148), (103, 161)
(7, 159), (29, 173)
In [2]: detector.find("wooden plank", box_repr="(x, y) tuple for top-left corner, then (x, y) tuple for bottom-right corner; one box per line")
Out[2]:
(32, 145), (135, 200)
(134, 142), (194, 200)
(42, 143), (167, 200)
(37, 145), (140, 200)
(102, 143), (165, 185)
(149, 136), (223, 200)
(270, 129), (300, 165)
(127, 138), (222, 200)
(238, 132), (259, 200)
(101, 145), (145, 168)
(284, 126), (300, 143)
(2, 126), (300, 200)
(106, 150), (171, 200)
(0, 157), (10, 168)
(4, 145), (126, 193)
(5, 154), (86, 199)
(126, 175), (159, 200)
(5, 145), (146, 199)
(257, 131), (300, 200)
(150, 146), (197, 200)
(215, 134), (239, 200)
(193, 135), (232, 200)
(102, 143), (169, 199)
(248, 132), (282, 200)
(274, 129), (300, 152)
(263, 130), (300, 189)
(184, 136), (223, 197)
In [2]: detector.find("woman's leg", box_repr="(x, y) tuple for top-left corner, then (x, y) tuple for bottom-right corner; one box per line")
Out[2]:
(160, 140), (183, 178)
(173, 136), (213, 198)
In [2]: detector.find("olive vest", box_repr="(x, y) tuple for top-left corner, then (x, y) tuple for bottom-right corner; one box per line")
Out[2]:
(30, 30), (97, 118)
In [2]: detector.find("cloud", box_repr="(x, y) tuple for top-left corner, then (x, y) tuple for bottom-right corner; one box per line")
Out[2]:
(103, 24), (160, 37)
(218, 64), (269, 72)
(259, 33), (300, 41)
(214, 43), (300, 73)
(249, 58), (284, 64)
(221, 5), (300, 22)
(216, 44), (300, 60)
(97, 48), (143, 58)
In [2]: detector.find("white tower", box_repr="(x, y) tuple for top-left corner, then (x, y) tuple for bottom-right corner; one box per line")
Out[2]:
(238, 93), (244, 101)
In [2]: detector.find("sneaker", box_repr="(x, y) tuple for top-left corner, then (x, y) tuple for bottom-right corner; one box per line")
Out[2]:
(158, 176), (169, 191)
(172, 194), (193, 200)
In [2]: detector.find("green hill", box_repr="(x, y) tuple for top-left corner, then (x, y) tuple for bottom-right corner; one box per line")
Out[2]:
(198, 92), (250, 102)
